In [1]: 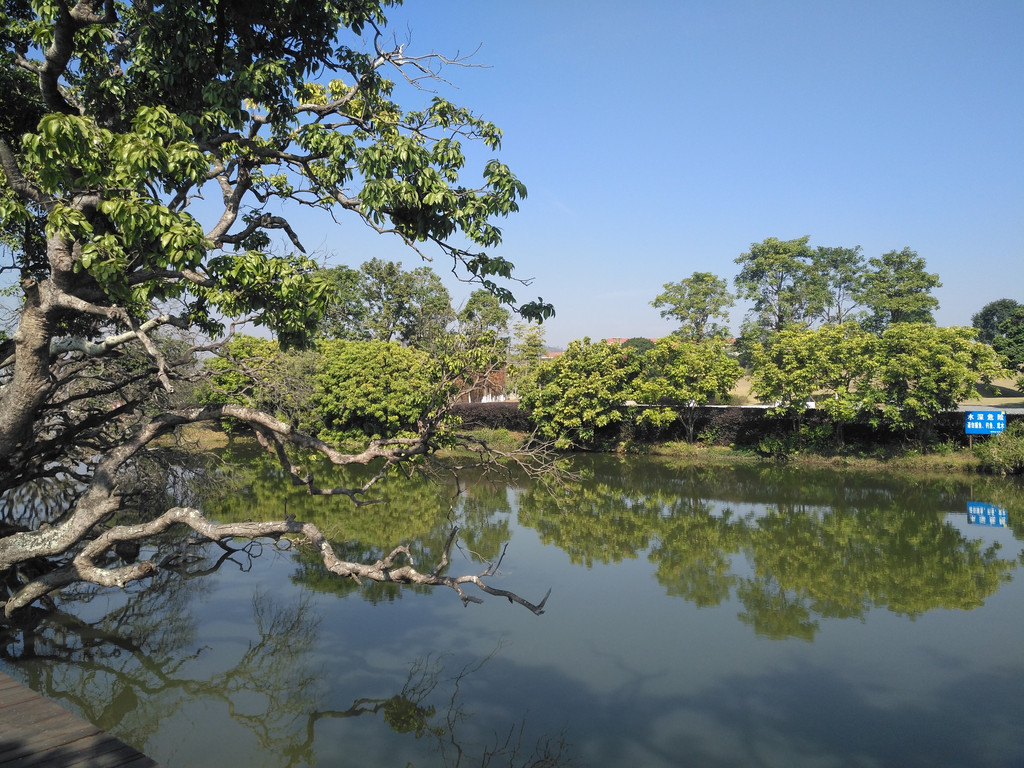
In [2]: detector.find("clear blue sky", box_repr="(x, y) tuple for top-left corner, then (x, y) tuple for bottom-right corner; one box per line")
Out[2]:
(328, 0), (1022, 347)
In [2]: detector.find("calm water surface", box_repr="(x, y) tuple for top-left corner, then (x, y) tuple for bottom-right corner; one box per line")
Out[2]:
(2, 454), (1023, 767)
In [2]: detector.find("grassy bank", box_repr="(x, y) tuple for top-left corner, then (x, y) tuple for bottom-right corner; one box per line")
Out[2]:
(647, 439), (986, 475)
(448, 428), (996, 477)
(176, 420), (1018, 479)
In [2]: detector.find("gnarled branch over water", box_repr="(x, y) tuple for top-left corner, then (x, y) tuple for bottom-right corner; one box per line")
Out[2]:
(2, 506), (550, 616)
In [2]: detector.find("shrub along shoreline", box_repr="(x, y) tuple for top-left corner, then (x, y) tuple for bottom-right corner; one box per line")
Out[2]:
(452, 401), (1024, 474)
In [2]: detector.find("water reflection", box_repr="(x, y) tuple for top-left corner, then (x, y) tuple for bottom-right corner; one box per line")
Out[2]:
(2, 450), (1022, 766)
(516, 458), (1021, 640)
(0, 545), (574, 768)
(204, 449), (520, 608)
(207, 451), (1022, 640)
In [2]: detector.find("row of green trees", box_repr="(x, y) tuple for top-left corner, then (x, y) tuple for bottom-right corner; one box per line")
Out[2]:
(517, 323), (1002, 449)
(651, 237), (1023, 374)
(197, 240), (1014, 454)
(197, 255), (552, 442)
(211, 319), (1002, 453)
(197, 243), (1010, 456)
(652, 237), (943, 342)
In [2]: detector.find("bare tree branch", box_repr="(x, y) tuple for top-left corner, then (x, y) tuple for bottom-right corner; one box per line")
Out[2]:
(42, 313), (190, 361)
(2, 506), (550, 616)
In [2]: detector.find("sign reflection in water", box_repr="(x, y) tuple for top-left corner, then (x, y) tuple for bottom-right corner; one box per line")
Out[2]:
(967, 501), (1009, 528)
(1, 454), (1022, 767)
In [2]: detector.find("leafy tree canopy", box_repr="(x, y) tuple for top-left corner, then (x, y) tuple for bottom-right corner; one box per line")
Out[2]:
(313, 339), (434, 443)
(733, 236), (827, 335)
(506, 321), (545, 395)
(634, 338), (741, 441)
(972, 298), (1024, 372)
(519, 338), (642, 449)
(621, 336), (656, 353)
(812, 245), (865, 325)
(857, 247), (941, 333)
(972, 298), (1021, 345)
(750, 322), (876, 445)
(865, 324), (1003, 440)
(993, 305), (1024, 373)
(651, 271), (734, 340)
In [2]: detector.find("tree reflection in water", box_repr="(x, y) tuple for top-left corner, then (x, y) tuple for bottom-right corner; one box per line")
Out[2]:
(3, 450), (1020, 765)
(517, 458), (1021, 640)
(0, 539), (574, 767)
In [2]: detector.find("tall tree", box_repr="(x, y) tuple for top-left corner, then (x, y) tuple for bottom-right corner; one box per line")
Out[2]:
(506, 322), (545, 396)
(457, 288), (511, 338)
(993, 305), (1024, 372)
(733, 236), (827, 335)
(403, 266), (456, 347)
(812, 245), (865, 325)
(317, 265), (369, 341)
(355, 258), (454, 346)
(857, 248), (941, 333)
(971, 298), (1024, 372)
(651, 271), (734, 340)
(972, 298), (1021, 344)
(317, 259), (455, 346)
(0, 1), (551, 616)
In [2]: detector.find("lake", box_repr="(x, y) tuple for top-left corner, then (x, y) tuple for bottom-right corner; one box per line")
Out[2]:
(2, 452), (1023, 767)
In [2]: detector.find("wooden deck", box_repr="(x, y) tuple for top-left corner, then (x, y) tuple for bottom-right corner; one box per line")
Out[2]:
(0, 672), (160, 767)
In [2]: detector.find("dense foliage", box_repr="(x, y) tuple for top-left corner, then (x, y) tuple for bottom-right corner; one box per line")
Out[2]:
(313, 340), (433, 442)
(973, 298), (1024, 374)
(651, 271), (734, 340)
(634, 338), (742, 442)
(517, 322), (1004, 452)
(751, 322), (1002, 447)
(518, 338), (642, 449)
(318, 258), (456, 347)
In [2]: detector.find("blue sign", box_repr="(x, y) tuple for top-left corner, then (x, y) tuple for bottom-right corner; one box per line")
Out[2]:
(967, 502), (1008, 527)
(965, 410), (1006, 434)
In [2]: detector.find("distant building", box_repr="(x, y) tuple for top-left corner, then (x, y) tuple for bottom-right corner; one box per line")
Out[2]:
(459, 367), (509, 403)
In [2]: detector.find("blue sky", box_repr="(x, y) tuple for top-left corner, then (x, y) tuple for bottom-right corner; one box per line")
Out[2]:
(325, 0), (1023, 347)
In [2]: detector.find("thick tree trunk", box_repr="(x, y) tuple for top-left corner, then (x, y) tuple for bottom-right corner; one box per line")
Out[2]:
(0, 280), (55, 465)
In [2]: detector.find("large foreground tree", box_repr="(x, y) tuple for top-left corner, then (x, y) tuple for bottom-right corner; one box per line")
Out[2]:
(0, 0), (552, 617)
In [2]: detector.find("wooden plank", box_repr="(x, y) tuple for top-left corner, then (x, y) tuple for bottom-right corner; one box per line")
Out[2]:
(0, 673), (160, 767)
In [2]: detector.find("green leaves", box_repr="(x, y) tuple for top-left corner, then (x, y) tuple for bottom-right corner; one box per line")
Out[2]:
(865, 323), (1002, 437)
(749, 322), (1004, 443)
(636, 338), (742, 437)
(312, 340), (434, 442)
(858, 248), (941, 333)
(520, 339), (643, 449)
(651, 272), (734, 340)
(734, 235), (827, 334)
(204, 251), (330, 348)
